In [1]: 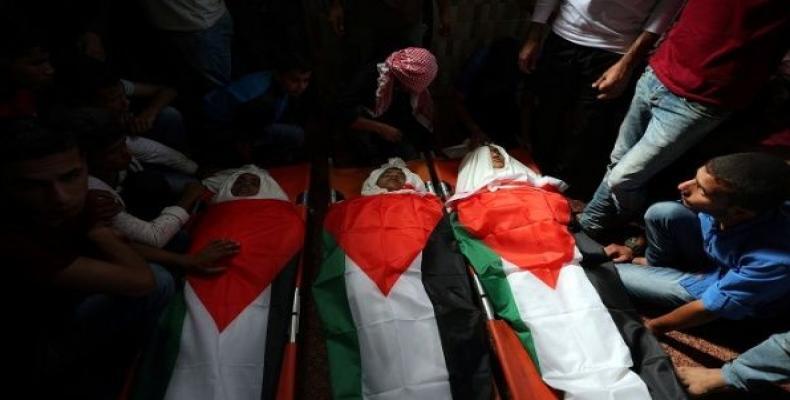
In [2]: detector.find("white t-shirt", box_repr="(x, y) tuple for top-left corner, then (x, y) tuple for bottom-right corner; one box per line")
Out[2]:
(532, 0), (684, 54)
(88, 176), (190, 248)
(140, 0), (227, 32)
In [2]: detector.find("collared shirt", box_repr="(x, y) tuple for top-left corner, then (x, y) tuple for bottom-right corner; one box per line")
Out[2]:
(681, 206), (790, 319)
(532, 0), (684, 54)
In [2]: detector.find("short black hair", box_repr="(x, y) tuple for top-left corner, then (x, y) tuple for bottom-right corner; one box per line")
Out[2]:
(0, 119), (78, 165)
(274, 52), (313, 74)
(52, 107), (126, 157)
(705, 152), (790, 212)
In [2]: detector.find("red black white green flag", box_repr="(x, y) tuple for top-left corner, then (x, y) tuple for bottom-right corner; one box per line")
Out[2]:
(131, 199), (304, 400)
(314, 193), (492, 400)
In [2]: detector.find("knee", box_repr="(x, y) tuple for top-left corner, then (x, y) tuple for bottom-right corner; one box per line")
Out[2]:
(644, 201), (694, 227)
(156, 106), (184, 125)
(147, 263), (175, 309)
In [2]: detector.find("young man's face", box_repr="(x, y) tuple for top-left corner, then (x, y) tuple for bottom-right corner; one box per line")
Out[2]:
(277, 70), (312, 97)
(95, 82), (130, 114)
(93, 137), (132, 173)
(376, 167), (407, 191)
(9, 47), (54, 90)
(489, 146), (505, 169)
(230, 173), (261, 197)
(678, 166), (731, 216)
(2, 147), (88, 226)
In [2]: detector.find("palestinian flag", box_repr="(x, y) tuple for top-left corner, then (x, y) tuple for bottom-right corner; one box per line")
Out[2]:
(131, 199), (304, 400)
(451, 185), (652, 399)
(314, 193), (492, 400)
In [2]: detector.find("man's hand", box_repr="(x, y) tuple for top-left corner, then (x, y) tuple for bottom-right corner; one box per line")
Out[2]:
(127, 111), (157, 135)
(604, 243), (635, 262)
(592, 58), (633, 100)
(183, 239), (241, 275)
(378, 124), (403, 142)
(87, 224), (125, 243)
(86, 190), (124, 223)
(328, 1), (345, 36)
(644, 318), (665, 335)
(178, 182), (207, 210)
(518, 23), (547, 73)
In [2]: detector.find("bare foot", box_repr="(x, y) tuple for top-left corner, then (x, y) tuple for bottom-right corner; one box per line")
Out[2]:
(677, 366), (728, 397)
(633, 256), (647, 265)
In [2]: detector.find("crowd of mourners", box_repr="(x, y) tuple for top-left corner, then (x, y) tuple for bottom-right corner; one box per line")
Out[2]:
(0, 0), (788, 398)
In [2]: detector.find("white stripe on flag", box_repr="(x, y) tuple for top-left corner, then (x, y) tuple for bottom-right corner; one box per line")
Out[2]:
(165, 283), (272, 400)
(503, 247), (651, 400)
(344, 253), (453, 400)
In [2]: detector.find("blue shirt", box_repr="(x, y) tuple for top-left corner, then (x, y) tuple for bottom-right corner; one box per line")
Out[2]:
(203, 71), (288, 124)
(680, 206), (790, 319)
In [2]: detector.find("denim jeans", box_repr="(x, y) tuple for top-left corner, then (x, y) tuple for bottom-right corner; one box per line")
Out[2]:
(67, 263), (175, 398)
(148, 106), (188, 151)
(614, 201), (707, 308)
(165, 11), (233, 88)
(722, 331), (790, 390)
(579, 67), (730, 236)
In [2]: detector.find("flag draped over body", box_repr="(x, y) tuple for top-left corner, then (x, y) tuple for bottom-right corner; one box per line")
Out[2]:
(131, 198), (304, 400)
(314, 193), (491, 400)
(448, 146), (651, 399)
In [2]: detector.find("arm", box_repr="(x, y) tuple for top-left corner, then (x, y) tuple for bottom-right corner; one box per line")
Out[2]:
(125, 82), (178, 135)
(111, 182), (204, 248)
(645, 300), (718, 335)
(112, 207), (190, 248)
(592, 31), (659, 100)
(518, 18), (552, 73)
(130, 240), (240, 275)
(126, 136), (198, 175)
(53, 226), (154, 297)
(350, 117), (403, 142)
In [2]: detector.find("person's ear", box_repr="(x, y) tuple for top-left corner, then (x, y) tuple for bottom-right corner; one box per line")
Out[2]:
(727, 205), (756, 221)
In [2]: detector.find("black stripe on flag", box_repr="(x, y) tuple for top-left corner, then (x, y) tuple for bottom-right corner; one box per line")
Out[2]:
(260, 254), (300, 400)
(574, 231), (689, 400)
(421, 215), (493, 400)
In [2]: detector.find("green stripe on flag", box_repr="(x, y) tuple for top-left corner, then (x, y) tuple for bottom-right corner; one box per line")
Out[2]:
(312, 230), (363, 400)
(131, 280), (188, 400)
(450, 214), (541, 370)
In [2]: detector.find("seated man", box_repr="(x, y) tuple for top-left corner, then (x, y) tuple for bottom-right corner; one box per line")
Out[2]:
(612, 153), (790, 334)
(203, 53), (312, 164)
(677, 331), (790, 396)
(79, 119), (202, 248)
(335, 47), (438, 165)
(0, 119), (173, 398)
(59, 57), (187, 150)
(314, 158), (492, 400)
(449, 145), (674, 399)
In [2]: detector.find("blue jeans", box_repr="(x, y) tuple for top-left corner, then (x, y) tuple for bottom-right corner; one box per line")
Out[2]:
(165, 11), (233, 88)
(615, 201), (706, 308)
(722, 331), (790, 390)
(70, 263), (175, 398)
(579, 67), (730, 236)
(148, 106), (188, 151)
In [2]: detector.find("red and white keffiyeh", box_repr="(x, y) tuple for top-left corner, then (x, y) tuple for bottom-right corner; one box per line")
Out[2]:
(373, 47), (438, 131)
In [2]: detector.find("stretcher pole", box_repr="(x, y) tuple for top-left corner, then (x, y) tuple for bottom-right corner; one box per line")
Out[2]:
(428, 153), (560, 400)
(276, 181), (310, 400)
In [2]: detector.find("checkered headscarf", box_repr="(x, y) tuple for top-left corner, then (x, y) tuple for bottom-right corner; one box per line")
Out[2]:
(374, 47), (438, 131)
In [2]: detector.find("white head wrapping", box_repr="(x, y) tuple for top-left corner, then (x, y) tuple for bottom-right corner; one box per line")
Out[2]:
(210, 164), (289, 204)
(360, 158), (427, 196)
(449, 145), (567, 203)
